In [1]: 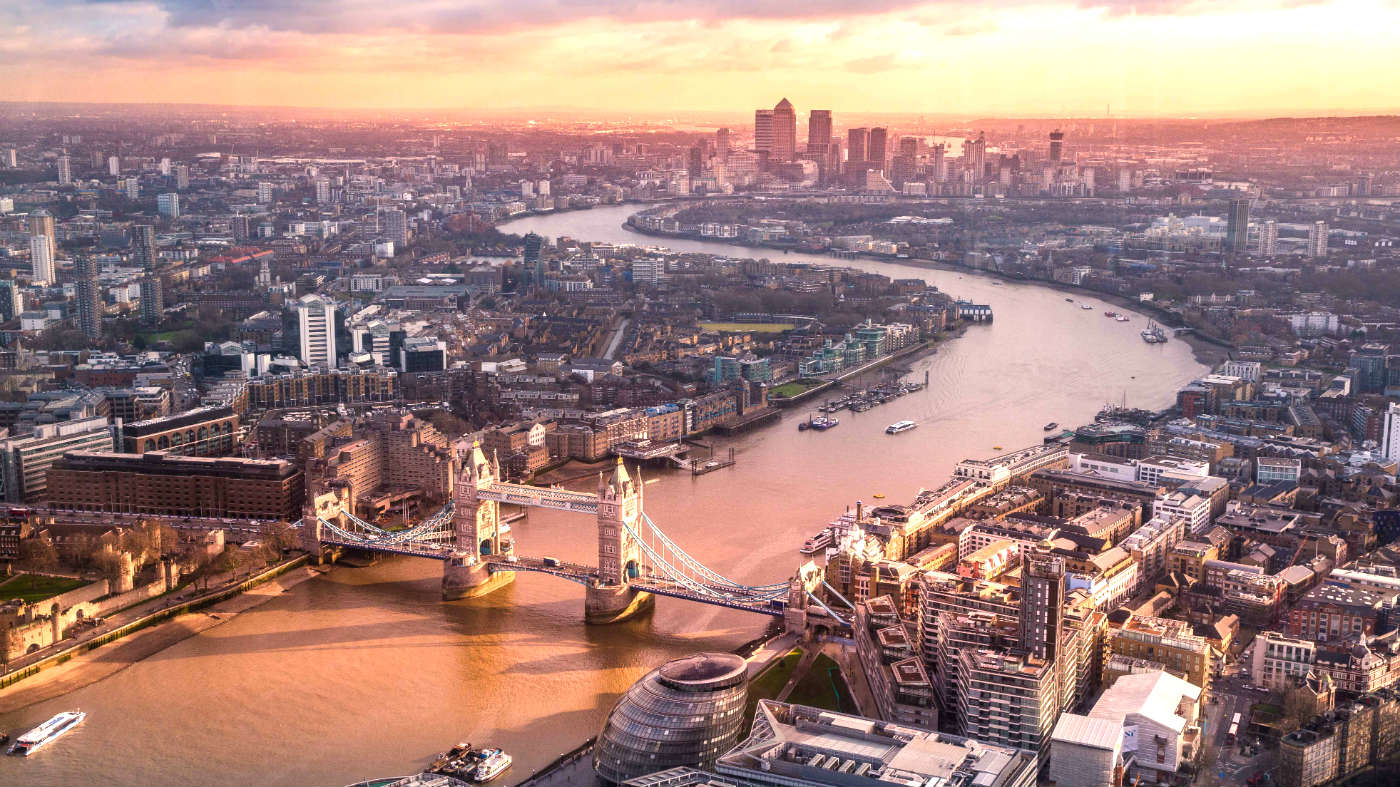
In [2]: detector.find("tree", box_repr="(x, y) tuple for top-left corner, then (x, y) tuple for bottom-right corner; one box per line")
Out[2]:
(18, 538), (59, 572)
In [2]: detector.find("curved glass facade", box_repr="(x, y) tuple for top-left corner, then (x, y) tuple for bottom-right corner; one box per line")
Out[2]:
(593, 652), (749, 785)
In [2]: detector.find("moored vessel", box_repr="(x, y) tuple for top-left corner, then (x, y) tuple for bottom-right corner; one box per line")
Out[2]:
(472, 748), (512, 782)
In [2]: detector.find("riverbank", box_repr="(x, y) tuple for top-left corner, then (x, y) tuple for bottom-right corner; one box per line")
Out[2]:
(616, 217), (1231, 368)
(0, 562), (320, 713)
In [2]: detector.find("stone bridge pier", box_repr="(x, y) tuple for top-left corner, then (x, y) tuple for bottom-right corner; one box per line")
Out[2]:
(443, 442), (514, 601)
(586, 458), (654, 624)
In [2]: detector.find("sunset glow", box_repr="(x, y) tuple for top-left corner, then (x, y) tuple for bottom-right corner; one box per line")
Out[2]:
(4, 0), (1399, 115)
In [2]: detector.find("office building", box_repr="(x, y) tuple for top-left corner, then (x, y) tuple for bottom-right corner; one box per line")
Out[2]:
(1021, 547), (1066, 662)
(107, 155), (120, 176)
(74, 256), (103, 340)
(56, 155), (71, 185)
(314, 178), (331, 204)
(297, 294), (338, 369)
(754, 110), (773, 166)
(523, 232), (545, 284)
(594, 653), (749, 785)
(965, 133), (986, 184)
(806, 110), (831, 154)
(0, 417), (115, 503)
(1052, 671), (1201, 786)
(46, 451), (303, 522)
(1227, 198), (1250, 253)
(0, 280), (21, 322)
(29, 234), (54, 284)
(847, 128), (868, 175)
(121, 405), (239, 456)
(156, 191), (180, 219)
(770, 98), (796, 162)
(1049, 130), (1064, 162)
(868, 127), (889, 173)
(1309, 221), (1328, 258)
(174, 164), (190, 189)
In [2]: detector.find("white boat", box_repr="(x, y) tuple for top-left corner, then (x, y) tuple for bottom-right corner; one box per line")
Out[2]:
(473, 748), (512, 782)
(1115, 314), (1130, 322)
(1080, 303), (1093, 310)
(9, 711), (85, 756)
(886, 420), (917, 434)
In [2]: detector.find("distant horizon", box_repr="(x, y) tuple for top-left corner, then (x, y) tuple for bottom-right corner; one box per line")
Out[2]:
(3, 98), (1398, 125)
(6, 0), (1399, 118)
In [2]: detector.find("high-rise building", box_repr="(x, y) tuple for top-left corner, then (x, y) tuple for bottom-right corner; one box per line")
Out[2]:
(314, 178), (331, 204)
(75, 256), (103, 341)
(1226, 198), (1250, 253)
(847, 128), (868, 176)
(687, 146), (703, 178)
(381, 208), (408, 245)
(1, 147), (16, 168)
(139, 274), (163, 325)
(29, 234), (54, 284)
(1382, 402), (1400, 465)
(0, 280), (22, 322)
(931, 143), (946, 183)
(297, 294), (338, 369)
(965, 132), (986, 185)
(868, 127), (888, 173)
(523, 232), (545, 284)
(56, 155), (71, 185)
(107, 155), (120, 176)
(1049, 129), (1065, 163)
(123, 176), (140, 200)
(1020, 547), (1066, 661)
(257, 181), (274, 204)
(28, 209), (55, 258)
(753, 109), (774, 163)
(1309, 220), (1329, 258)
(1258, 219), (1278, 256)
(156, 192), (180, 219)
(715, 127), (729, 164)
(770, 98), (796, 162)
(231, 214), (250, 241)
(131, 224), (157, 269)
(807, 110), (832, 155)
(174, 164), (190, 190)
(159, 157), (171, 176)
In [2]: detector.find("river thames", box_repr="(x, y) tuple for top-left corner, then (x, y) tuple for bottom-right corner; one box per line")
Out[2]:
(0, 204), (1207, 786)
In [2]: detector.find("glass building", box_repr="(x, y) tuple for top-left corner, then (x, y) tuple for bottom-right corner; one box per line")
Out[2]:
(593, 652), (749, 785)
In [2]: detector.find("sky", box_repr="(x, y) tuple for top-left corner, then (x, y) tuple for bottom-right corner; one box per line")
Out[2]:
(3, 0), (1398, 117)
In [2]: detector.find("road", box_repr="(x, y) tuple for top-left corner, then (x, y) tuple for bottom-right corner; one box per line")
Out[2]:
(1197, 664), (1277, 787)
(602, 318), (630, 360)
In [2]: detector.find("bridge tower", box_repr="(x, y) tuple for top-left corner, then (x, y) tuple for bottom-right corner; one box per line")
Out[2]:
(442, 441), (515, 600)
(586, 458), (654, 624)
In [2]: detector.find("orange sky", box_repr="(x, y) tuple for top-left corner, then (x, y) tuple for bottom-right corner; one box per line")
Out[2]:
(4, 0), (1398, 116)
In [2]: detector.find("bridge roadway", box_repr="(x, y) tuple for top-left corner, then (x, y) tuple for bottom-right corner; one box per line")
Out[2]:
(481, 557), (787, 616)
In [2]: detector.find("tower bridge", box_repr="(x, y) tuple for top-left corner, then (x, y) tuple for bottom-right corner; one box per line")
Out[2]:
(303, 441), (837, 626)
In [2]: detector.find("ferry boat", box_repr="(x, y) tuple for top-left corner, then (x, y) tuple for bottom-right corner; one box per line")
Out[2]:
(472, 748), (512, 783)
(9, 711), (85, 756)
(808, 416), (839, 431)
(1043, 422), (1058, 431)
(799, 530), (833, 555)
(886, 420), (917, 434)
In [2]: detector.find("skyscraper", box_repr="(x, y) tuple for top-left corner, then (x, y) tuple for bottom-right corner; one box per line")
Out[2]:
(1226, 198), (1250, 253)
(931, 144), (946, 184)
(687, 146), (703, 178)
(132, 224), (157, 269)
(1309, 220), (1328, 258)
(523, 232), (545, 284)
(807, 110), (832, 155)
(297, 294), (338, 369)
(867, 127), (888, 173)
(771, 98), (796, 162)
(28, 208), (55, 257)
(175, 164), (190, 190)
(156, 192), (180, 219)
(124, 177), (140, 200)
(753, 109), (774, 163)
(1258, 219), (1278, 256)
(75, 256), (103, 341)
(965, 133), (986, 184)
(0, 280), (21, 322)
(715, 127), (730, 164)
(29, 234), (54, 284)
(231, 214), (250, 241)
(314, 178), (331, 204)
(847, 128), (868, 176)
(107, 155), (120, 176)
(139, 274), (163, 325)
(1019, 547), (1065, 662)
(1049, 129), (1064, 163)
(56, 155), (71, 186)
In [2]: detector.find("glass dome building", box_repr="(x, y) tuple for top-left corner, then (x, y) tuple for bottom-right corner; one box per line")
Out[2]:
(593, 652), (749, 785)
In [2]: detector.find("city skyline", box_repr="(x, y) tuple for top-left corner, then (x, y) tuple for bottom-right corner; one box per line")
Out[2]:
(3, 0), (1399, 116)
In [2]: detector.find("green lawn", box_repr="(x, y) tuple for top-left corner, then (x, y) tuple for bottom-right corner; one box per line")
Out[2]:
(698, 322), (796, 334)
(0, 574), (88, 604)
(770, 380), (822, 398)
(745, 648), (803, 723)
(786, 654), (860, 715)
